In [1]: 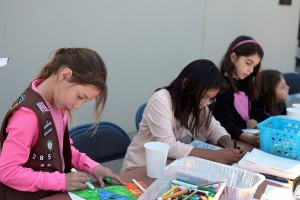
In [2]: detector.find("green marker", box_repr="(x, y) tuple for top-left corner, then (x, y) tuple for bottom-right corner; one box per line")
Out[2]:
(104, 177), (112, 183)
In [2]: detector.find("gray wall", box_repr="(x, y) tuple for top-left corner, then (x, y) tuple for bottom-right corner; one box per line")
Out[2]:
(0, 0), (299, 133)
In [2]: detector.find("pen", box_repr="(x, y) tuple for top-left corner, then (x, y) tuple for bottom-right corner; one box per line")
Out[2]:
(261, 173), (292, 184)
(132, 179), (146, 192)
(71, 168), (95, 190)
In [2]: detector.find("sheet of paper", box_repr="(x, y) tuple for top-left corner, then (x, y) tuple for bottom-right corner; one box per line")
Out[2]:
(260, 185), (293, 200)
(238, 149), (300, 179)
(68, 192), (86, 200)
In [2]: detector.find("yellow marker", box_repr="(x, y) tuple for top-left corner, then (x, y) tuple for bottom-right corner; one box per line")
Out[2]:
(162, 189), (189, 200)
(162, 185), (178, 197)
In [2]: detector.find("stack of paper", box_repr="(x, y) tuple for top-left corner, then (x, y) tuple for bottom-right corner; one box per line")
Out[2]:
(238, 148), (300, 179)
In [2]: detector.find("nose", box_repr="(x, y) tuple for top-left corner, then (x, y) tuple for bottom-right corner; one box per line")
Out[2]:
(199, 98), (210, 108)
(248, 65), (254, 73)
(73, 101), (84, 110)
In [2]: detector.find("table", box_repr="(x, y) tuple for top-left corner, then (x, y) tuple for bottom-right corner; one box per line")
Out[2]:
(41, 164), (287, 200)
(42, 141), (289, 199)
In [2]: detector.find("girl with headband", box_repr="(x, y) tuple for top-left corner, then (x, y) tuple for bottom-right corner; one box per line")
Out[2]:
(213, 35), (264, 148)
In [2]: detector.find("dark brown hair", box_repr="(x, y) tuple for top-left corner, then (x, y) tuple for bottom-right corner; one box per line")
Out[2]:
(37, 47), (107, 124)
(157, 59), (228, 137)
(253, 69), (285, 116)
(220, 35), (264, 98)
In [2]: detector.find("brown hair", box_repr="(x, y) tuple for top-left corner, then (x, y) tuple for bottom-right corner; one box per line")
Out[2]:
(37, 47), (107, 125)
(220, 35), (264, 98)
(253, 69), (284, 116)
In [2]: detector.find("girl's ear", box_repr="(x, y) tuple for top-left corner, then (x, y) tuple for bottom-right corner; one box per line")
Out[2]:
(230, 52), (237, 63)
(59, 67), (73, 80)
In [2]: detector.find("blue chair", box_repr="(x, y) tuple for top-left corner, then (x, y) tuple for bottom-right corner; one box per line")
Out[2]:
(135, 103), (147, 131)
(70, 121), (131, 163)
(283, 72), (300, 103)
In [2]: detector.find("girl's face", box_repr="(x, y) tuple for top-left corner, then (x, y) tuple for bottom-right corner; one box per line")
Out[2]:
(199, 89), (219, 109)
(275, 76), (289, 102)
(231, 53), (261, 80)
(53, 68), (100, 110)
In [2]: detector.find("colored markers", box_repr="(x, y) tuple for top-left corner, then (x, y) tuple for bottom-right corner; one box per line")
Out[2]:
(159, 178), (221, 199)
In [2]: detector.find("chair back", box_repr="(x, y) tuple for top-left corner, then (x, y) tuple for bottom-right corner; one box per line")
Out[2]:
(70, 121), (131, 163)
(135, 103), (147, 131)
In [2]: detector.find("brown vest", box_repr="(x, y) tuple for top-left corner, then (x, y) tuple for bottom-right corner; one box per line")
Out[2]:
(0, 85), (72, 200)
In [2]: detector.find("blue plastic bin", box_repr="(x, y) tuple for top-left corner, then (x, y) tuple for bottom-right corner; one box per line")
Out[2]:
(258, 116), (300, 160)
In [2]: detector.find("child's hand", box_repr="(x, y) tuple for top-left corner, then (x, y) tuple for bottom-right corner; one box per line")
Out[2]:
(66, 170), (90, 191)
(213, 148), (243, 164)
(247, 119), (258, 129)
(92, 165), (125, 187)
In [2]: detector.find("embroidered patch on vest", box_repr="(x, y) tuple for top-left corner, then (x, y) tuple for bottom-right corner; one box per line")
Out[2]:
(9, 95), (26, 111)
(36, 102), (49, 113)
(46, 139), (53, 152)
(44, 120), (52, 130)
(44, 128), (53, 136)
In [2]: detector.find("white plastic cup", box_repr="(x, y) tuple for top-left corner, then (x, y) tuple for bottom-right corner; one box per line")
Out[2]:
(144, 141), (170, 178)
(287, 107), (300, 120)
(292, 103), (300, 109)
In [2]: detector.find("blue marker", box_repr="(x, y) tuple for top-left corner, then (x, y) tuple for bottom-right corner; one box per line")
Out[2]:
(71, 168), (95, 190)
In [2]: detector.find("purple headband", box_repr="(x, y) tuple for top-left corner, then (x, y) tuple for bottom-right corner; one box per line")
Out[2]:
(232, 39), (259, 51)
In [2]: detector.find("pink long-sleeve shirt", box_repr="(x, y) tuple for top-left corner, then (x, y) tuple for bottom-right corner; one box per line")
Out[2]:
(0, 80), (99, 192)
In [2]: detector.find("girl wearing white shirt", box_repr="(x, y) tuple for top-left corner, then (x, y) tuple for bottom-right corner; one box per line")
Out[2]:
(122, 59), (245, 172)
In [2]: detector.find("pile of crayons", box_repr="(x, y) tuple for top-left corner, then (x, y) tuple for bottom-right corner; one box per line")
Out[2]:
(157, 178), (225, 200)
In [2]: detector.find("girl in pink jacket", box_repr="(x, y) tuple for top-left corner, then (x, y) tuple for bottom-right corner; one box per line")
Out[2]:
(0, 48), (123, 199)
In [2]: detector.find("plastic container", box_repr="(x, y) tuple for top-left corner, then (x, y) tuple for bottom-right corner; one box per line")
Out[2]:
(258, 116), (300, 160)
(139, 166), (227, 200)
(165, 156), (265, 200)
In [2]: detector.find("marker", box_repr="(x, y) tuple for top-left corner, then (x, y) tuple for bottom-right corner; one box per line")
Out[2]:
(182, 190), (198, 200)
(132, 179), (146, 192)
(162, 188), (189, 200)
(71, 168), (95, 190)
(172, 179), (216, 194)
(261, 173), (292, 184)
(104, 177), (112, 183)
(162, 185), (178, 197)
